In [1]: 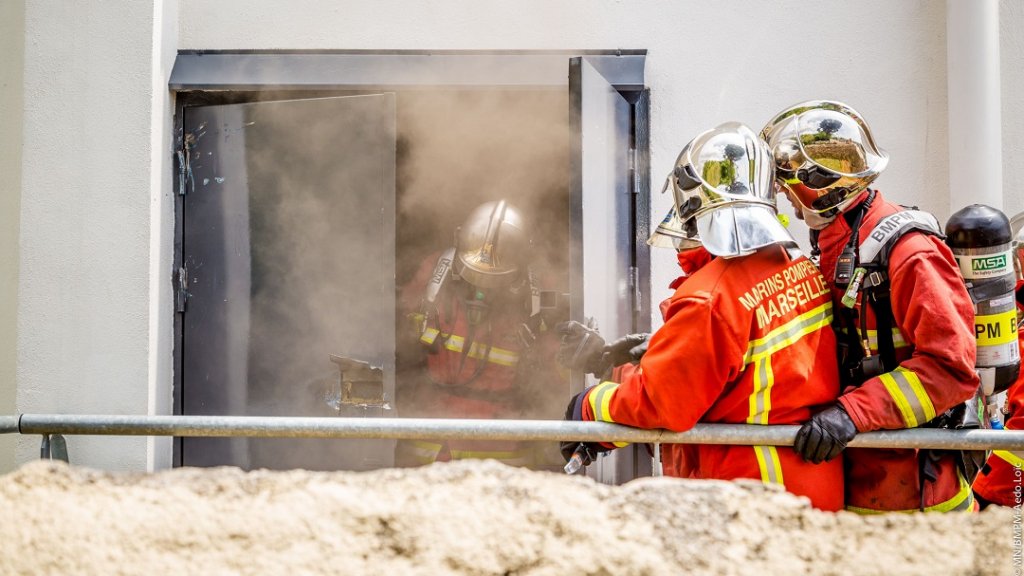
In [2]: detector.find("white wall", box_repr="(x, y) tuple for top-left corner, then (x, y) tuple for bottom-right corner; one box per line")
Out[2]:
(180, 0), (955, 320)
(0, 0), (25, 474)
(1002, 0), (1024, 221)
(10, 0), (1019, 471)
(16, 1), (178, 470)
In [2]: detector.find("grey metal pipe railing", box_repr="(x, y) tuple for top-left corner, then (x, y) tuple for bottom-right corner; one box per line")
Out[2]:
(5, 414), (1024, 451)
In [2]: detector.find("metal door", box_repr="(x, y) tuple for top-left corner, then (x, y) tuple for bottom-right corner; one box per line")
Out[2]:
(180, 94), (396, 470)
(569, 58), (651, 484)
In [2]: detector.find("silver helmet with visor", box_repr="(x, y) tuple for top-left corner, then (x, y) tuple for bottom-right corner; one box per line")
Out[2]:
(453, 199), (530, 290)
(664, 121), (796, 258)
(761, 100), (889, 216)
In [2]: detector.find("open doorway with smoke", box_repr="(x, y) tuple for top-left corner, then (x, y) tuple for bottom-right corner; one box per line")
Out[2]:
(172, 52), (648, 479)
(176, 88), (574, 472)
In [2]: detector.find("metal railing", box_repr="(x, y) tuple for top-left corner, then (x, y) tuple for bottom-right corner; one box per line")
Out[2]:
(4, 413), (1024, 451)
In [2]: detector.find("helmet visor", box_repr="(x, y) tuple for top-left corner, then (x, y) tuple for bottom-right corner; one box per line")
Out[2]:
(773, 107), (887, 214)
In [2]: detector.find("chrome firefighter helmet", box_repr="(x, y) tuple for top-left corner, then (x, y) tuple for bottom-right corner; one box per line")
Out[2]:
(453, 199), (531, 289)
(665, 121), (796, 258)
(647, 205), (701, 251)
(761, 100), (888, 215)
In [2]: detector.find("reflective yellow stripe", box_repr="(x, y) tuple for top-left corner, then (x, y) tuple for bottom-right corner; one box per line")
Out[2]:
(851, 327), (909, 350)
(747, 356), (775, 425)
(744, 302), (833, 364)
(846, 473), (975, 514)
(420, 328), (440, 345)
(404, 440), (443, 464)
(878, 367), (936, 428)
(420, 330), (519, 367)
(742, 303), (830, 488)
(992, 450), (1024, 468)
(752, 445), (785, 486)
(587, 382), (629, 448)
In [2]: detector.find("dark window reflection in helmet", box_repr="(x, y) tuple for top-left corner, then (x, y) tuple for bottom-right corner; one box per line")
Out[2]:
(809, 187), (852, 212)
(679, 195), (703, 220)
(674, 163), (702, 191)
(797, 165), (842, 190)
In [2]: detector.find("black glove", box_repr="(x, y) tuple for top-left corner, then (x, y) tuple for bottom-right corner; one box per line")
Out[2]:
(793, 404), (858, 464)
(559, 389), (610, 465)
(600, 333), (650, 367)
(555, 321), (608, 376)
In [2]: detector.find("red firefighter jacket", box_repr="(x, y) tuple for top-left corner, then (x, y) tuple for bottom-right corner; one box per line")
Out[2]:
(972, 291), (1024, 507)
(582, 244), (844, 511)
(817, 190), (980, 512)
(396, 251), (540, 467)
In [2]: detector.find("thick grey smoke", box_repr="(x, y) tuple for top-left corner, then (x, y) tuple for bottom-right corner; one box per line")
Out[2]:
(182, 85), (573, 471)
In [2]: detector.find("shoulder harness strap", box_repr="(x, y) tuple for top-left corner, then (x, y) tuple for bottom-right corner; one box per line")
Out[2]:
(857, 209), (944, 372)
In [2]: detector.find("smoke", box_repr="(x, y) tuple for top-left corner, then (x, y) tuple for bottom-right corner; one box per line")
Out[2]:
(395, 89), (571, 287)
(181, 85), (573, 471)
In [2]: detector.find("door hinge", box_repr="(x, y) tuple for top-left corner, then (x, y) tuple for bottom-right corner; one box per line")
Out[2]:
(628, 148), (638, 194)
(176, 265), (189, 313)
(629, 266), (641, 313)
(177, 133), (196, 196)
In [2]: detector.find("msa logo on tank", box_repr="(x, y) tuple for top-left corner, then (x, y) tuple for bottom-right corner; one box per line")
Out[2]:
(963, 251), (1011, 279)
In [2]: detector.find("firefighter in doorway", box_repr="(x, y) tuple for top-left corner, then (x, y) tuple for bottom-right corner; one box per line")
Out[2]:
(973, 215), (1024, 507)
(395, 199), (562, 469)
(762, 100), (979, 512)
(560, 122), (844, 511)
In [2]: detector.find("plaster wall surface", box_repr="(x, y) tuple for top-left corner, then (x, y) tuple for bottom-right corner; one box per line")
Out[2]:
(12, 1), (1018, 471)
(16, 1), (178, 470)
(1002, 0), (1024, 222)
(180, 0), (953, 323)
(0, 0), (26, 474)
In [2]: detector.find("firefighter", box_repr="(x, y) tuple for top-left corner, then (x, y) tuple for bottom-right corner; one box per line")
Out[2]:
(762, 100), (980, 512)
(560, 122), (844, 511)
(972, 216), (1024, 507)
(558, 200), (714, 477)
(395, 199), (560, 468)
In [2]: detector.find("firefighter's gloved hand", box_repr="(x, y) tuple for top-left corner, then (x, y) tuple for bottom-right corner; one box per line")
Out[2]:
(559, 389), (611, 464)
(794, 404), (858, 464)
(556, 321), (608, 376)
(601, 333), (650, 367)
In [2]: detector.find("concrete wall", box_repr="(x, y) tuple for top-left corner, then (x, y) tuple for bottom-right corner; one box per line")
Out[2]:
(15, 1), (178, 470)
(1002, 0), (1024, 221)
(0, 0), (25, 474)
(7, 0), (1019, 471)
(179, 0), (954, 320)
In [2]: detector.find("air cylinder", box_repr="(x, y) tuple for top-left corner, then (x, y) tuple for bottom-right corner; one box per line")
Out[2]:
(945, 204), (1020, 394)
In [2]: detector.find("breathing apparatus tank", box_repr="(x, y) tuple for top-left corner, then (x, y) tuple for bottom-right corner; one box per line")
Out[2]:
(944, 204), (1021, 400)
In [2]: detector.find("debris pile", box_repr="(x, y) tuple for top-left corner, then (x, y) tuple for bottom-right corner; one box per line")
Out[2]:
(0, 460), (1014, 575)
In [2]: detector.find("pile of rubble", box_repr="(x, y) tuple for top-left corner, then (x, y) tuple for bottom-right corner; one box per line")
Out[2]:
(0, 460), (1015, 575)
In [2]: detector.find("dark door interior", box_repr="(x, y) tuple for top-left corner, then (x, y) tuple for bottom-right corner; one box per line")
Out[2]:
(181, 94), (397, 470)
(174, 55), (647, 480)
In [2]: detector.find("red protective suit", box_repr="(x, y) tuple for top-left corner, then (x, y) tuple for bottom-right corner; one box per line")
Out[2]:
(972, 288), (1024, 507)
(816, 190), (980, 512)
(395, 251), (546, 467)
(582, 244), (844, 511)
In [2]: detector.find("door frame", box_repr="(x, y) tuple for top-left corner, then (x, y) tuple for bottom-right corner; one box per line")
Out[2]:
(170, 51), (649, 472)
